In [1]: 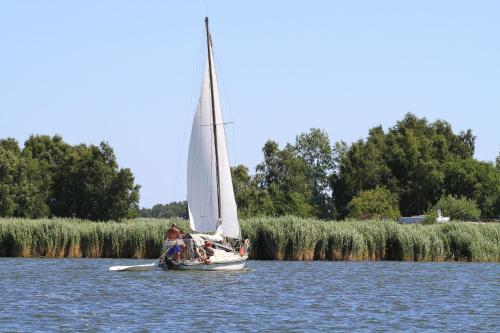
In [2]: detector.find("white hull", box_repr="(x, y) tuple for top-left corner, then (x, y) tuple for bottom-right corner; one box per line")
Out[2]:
(163, 255), (247, 271)
(177, 259), (246, 271)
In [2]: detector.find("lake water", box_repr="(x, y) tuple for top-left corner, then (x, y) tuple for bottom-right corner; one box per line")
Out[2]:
(0, 259), (498, 332)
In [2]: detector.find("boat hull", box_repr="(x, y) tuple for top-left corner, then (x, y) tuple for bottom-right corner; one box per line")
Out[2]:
(161, 256), (247, 271)
(177, 259), (245, 271)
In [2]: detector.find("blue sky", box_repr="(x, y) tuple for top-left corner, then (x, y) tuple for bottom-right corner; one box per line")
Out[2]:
(1, 1), (499, 207)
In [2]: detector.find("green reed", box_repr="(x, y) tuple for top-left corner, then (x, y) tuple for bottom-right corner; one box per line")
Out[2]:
(0, 218), (189, 259)
(241, 217), (499, 262)
(0, 217), (498, 261)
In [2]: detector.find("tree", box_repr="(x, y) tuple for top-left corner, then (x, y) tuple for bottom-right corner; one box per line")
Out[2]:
(51, 141), (140, 220)
(13, 155), (50, 218)
(384, 114), (445, 214)
(0, 143), (19, 216)
(22, 135), (72, 217)
(333, 126), (394, 218)
(442, 157), (500, 219)
(231, 165), (273, 217)
(434, 195), (481, 221)
(0, 135), (140, 221)
(347, 186), (400, 220)
(469, 161), (500, 219)
(139, 201), (188, 219)
(295, 128), (335, 218)
(105, 168), (140, 220)
(0, 138), (21, 155)
(256, 141), (314, 217)
(333, 113), (490, 218)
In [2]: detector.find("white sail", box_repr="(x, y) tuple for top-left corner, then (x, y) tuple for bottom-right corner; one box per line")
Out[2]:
(187, 44), (240, 239)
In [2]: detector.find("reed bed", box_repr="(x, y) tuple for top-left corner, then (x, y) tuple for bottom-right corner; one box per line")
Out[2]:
(242, 217), (500, 262)
(0, 218), (189, 259)
(0, 217), (498, 261)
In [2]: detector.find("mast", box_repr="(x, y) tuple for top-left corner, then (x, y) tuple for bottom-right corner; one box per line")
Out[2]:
(205, 17), (222, 222)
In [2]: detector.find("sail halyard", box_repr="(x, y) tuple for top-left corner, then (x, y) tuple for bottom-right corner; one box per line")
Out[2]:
(205, 17), (222, 224)
(187, 17), (241, 239)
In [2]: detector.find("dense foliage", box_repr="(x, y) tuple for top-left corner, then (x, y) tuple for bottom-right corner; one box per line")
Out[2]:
(0, 135), (140, 221)
(435, 195), (481, 221)
(138, 201), (188, 219)
(2, 113), (499, 222)
(333, 113), (499, 219)
(346, 187), (400, 220)
(231, 129), (335, 218)
(231, 113), (500, 220)
(1, 217), (498, 261)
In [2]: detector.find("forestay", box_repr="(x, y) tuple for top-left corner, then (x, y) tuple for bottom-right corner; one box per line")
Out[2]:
(187, 45), (240, 239)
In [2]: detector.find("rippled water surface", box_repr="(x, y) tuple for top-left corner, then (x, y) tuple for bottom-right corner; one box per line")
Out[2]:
(0, 259), (498, 332)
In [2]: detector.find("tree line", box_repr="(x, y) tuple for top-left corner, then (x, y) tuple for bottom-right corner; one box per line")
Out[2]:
(230, 113), (499, 220)
(138, 201), (188, 219)
(2, 113), (499, 221)
(141, 113), (499, 221)
(0, 135), (140, 220)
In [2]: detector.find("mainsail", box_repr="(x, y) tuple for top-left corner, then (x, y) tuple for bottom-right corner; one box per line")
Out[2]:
(186, 28), (240, 239)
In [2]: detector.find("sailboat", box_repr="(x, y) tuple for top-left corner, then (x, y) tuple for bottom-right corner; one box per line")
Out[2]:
(159, 17), (248, 271)
(109, 18), (247, 273)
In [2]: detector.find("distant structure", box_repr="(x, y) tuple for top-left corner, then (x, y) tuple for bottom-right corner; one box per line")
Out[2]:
(398, 210), (450, 224)
(398, 215), (426, 224)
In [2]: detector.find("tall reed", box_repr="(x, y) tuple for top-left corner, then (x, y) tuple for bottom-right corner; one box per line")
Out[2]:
(0, 218), (189, 259)
(0, 217), (498, 261)
(242, 217), (499, 262)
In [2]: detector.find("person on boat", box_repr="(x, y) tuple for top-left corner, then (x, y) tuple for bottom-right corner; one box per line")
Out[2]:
(165, 223), (182, 241)
(203, 240), (215, 257)
(164, 223), (184, 262)
(195, 245), (211, 264)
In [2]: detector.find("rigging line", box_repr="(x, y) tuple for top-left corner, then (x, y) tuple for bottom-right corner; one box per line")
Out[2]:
(169, 24), (206, 204)
(206, 17), (222, 222)
(211, 44), (239, 168)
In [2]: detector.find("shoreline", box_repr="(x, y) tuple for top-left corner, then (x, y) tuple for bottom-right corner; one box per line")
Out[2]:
(1, 217), (498, 262)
